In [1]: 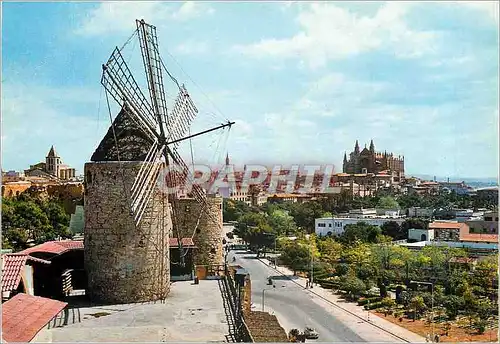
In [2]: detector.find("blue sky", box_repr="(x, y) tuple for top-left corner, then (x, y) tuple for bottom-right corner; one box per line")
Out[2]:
(2, 1), (498, 179)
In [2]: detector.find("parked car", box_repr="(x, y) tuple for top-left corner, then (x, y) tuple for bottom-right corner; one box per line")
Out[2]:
(304, 327), (319, 339)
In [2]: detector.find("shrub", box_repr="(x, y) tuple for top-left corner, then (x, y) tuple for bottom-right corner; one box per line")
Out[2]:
(364, 302), (383, 310)
(381, 297), (396, 308)
(358, 297), (382, 306)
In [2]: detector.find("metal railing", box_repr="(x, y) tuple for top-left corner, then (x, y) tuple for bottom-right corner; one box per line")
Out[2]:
(223, 267), (253, 342)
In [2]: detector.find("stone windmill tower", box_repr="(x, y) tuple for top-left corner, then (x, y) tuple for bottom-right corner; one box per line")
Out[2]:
(84, 19), (233, 304)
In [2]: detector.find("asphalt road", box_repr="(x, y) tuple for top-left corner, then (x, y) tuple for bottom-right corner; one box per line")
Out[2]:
(227, 250), (366, 342)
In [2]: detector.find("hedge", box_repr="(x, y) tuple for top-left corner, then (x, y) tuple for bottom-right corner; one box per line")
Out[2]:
(364, 302), (383, 310)
(358, 297), (382, 306)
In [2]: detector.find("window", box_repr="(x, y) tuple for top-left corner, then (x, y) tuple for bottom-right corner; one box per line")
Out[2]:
(318, 223), (326, 227)
(86, 171), (93, 184)
(328, 223), (332, 227)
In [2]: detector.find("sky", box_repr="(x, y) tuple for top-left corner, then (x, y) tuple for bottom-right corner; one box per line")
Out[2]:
(2, 1), (499, 179)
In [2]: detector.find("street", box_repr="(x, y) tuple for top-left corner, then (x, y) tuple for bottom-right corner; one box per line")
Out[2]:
(227, 250), (366, 342)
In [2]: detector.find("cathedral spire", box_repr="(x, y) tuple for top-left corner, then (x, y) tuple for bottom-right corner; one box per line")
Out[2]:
(343, 152), (347, 163)
(369, 139), (375, 153)
(225, 152), (230, 166)
(354, 140), (360, 154)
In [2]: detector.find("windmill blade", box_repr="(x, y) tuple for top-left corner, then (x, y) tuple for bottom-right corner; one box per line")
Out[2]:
(101, 47), (158, 139)
(136, 20), (169, 138)
(167, 147), (207, 205)
(131, 137), (160, 199)
(132, 143), (165, 226)
(166, 86), (198, 149)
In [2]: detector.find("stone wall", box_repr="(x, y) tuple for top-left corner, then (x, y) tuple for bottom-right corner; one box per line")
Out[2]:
(173, 195), (223, 266)
(1, 182), (31, 198)
(47, 183), (84, 214)
(84, 161), (171, 304)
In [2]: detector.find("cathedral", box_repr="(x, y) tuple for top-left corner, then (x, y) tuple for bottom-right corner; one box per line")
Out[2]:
(342, 140), (404, 177)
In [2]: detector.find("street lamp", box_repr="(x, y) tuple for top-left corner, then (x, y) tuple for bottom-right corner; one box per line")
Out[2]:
(274, 236), (277, 268)
(310, 241), (314, 289)
(411, 281), (434, 342)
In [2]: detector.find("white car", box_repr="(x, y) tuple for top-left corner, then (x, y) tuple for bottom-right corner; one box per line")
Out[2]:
(304, 327), (319, 339)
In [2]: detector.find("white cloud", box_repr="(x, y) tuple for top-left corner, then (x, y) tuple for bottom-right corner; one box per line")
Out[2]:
(75, 2), (214, 37)
(74, 2), (168, 36)
(457, 1), (499, 23)
(233, 2), (437, 68)
(174, 41), (209, 55)
(291, 72), (389, 118)
(171, 1), (215, 21)
(2, 83), (108, 173)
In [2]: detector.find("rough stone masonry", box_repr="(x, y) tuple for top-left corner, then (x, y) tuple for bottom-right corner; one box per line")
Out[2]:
(84, 161), (171, 304)
(173, 195), (224, 266)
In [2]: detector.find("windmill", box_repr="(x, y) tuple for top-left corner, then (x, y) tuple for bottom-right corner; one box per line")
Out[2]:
(97, 19), (234, 270)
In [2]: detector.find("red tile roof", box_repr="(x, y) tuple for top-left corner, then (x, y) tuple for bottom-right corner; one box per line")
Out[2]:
(20, 240), (83, 256)
(169, 238), (196, 248)
(1, 254), (27, 293)
(460, 232), (498, 243)
(2, 293), (67, 343)
(1, 254), (50, 294)
(429, 221), (466, 230)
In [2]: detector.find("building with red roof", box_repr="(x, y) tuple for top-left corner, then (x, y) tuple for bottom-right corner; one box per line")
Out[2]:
(3, 240), (85, 300)
(2, 293), (67, 343)
(1, 253), (50, 301)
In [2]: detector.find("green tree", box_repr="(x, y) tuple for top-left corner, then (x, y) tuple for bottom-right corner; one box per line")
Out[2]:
(401, 218), (428, 231)
(234, 212), (273, 255)
(288, 201), (324, 232)
(280, 242), (310, 275)
(409, 295), (426, 321)
(377, 196), (400, 209)
(316, 237), (342, 265)
(444, 295), (465, 320)
(472, 255), (498, 294)
(268, 209), (297, 236)
(340, 271), (366, 300)
(340, 222), (381, 245)
(223, 199), (250, 222)
(2, 195), (71, 250)
(342, 243), (372, 266)
(380, 221), (405, 240)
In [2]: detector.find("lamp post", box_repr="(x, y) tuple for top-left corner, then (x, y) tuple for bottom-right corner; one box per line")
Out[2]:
(262, 286), (275, 312)
(411, 281), (434, 342)
(274, 236), (277, 268)
(310, 241), (314, 289)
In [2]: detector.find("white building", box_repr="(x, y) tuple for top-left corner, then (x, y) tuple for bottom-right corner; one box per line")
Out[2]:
(348, 208), (377, 218)
(315, 216), (406, 237)
(229, 189), (251, 205)
(407, 207), (434, 218)
(408, 228), (434, 242)
(375, 208), (401, 217)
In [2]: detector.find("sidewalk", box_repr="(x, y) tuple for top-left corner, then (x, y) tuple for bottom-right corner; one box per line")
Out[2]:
(259, 257), (426, 343)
